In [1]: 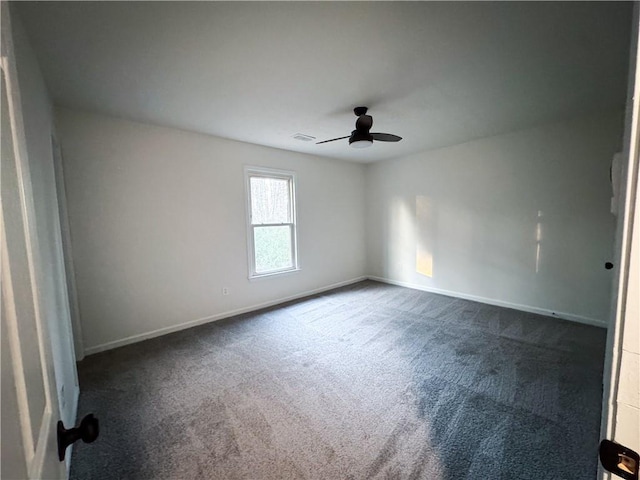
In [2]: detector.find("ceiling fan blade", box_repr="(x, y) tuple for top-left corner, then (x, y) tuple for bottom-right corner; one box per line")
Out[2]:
(371, 133), (402, 142)
(355, 114), (373, 132)
(316, 135), (350, 144)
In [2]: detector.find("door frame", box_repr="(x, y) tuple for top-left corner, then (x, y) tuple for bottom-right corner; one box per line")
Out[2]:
(51, 134), (85, 361)
(599, 5), (640, 479)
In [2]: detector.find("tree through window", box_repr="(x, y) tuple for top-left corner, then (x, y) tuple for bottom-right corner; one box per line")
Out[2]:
(245, 167), (298, 277)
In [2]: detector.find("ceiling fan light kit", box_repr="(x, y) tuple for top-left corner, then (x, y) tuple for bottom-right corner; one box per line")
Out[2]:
(317, 106), (402, 148)
(350, 140), (373, 149)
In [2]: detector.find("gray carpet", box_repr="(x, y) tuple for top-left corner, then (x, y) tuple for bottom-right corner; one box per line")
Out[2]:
(70, 280), (606, 479)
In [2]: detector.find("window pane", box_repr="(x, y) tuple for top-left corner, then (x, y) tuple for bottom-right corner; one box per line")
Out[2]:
(254, 225), (292, 273)
(250, 176), (291, 224)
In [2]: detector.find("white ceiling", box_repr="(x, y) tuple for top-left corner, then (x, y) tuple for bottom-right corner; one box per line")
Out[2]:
(16, 1), (632, 163)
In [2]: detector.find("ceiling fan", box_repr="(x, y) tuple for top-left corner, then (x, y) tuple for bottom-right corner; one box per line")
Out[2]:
(317, 107), (402, 148)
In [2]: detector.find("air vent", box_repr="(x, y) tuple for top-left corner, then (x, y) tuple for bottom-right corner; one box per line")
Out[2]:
(292, 133), (316, 142)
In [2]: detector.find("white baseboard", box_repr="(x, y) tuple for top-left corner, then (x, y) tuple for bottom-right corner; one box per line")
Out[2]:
(84, 276), (367, 356)
(367, 275), (608, 329)
(83, 274), (606, 356)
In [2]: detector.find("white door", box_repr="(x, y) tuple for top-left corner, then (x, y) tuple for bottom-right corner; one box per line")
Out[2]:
(0, 6), (66, 479)
(600, 7), (640, 479)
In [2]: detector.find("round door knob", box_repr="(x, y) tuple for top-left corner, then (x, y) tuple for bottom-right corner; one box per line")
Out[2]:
(57, 414), (99, 461)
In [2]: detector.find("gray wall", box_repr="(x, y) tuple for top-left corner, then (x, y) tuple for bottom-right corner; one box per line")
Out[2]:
(55, 109), (367, 354)
(366, 112), (623, 325)
(57, 108), (623, 356)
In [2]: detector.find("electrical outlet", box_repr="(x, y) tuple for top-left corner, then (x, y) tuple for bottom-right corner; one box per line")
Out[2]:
(222, 287), (229, 296)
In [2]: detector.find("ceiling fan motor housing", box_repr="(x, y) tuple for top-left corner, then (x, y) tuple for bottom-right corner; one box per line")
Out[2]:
(353, 106), (368, 116)
(316, 105), (401, 145)
(349, 130), (373, 145)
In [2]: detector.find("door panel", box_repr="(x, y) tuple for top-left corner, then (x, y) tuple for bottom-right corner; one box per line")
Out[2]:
(1, 288), (29, 480)
(2, 67), (47, 451)
(0, 8), (65, 477)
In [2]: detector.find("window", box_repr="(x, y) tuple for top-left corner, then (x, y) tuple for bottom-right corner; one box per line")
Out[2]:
(245, 167), (298, 278)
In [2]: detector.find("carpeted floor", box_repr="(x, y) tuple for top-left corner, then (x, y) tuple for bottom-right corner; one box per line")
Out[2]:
(70, 280), (606, 479)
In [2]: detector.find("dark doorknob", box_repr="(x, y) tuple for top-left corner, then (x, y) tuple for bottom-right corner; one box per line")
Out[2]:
(600, 439), (639, 480)
(57, 414), (99, 461)
(605, 262), (614, 270)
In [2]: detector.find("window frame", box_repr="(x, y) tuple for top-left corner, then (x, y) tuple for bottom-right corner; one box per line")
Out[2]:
(244, 166), (299, 279)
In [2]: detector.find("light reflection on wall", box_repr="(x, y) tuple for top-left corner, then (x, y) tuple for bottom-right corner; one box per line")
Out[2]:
(535, 210), (543, 273)
(388, 196), (415, 280)
(388, 195), (437, 281)
(416, 195), (434, 277)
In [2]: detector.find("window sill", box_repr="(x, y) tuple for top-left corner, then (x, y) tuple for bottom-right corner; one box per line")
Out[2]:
(249, 267), (301, 282)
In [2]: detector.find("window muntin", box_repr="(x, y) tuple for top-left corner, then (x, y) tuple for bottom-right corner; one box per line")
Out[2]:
(245, 168), (298, 278)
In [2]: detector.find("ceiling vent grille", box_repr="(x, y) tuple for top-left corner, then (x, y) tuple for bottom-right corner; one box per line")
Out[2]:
(292, 133), (316, 142)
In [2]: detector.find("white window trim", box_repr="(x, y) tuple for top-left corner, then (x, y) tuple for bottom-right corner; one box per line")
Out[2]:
(244, 166), (299, 280)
